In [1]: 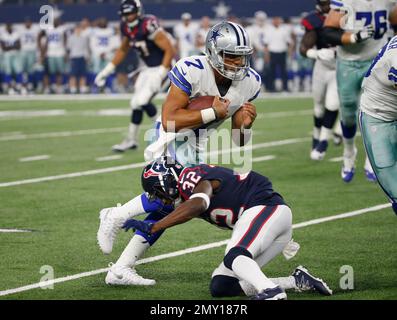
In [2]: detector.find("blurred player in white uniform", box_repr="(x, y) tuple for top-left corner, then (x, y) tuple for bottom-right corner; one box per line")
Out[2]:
(19, 19), (39, 94)
(195, 16), (211, 54)
(323, 0), (397, 182)
(360, 35), (397, 215)
(39, 18), (67, 94)
(300, 0), (340, 160)
(246, 11), (269, 90)
(97, 21), (262, 286)
(95, 0), (176, 152)
(90, 18), (114, 91)
(173, 12), (199, 58)
(0, 23), (22, 95)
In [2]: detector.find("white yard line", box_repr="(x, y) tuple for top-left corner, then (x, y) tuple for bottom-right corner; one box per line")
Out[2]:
(252, 155), (276, 162)
(0, 137), (309, 188)
(329, 157), (344, 162)
(95, 155), (123, 162)
(0, 110), (66, 120)
(0, 202), (391, 297)
(19, 155), (50, 162)
(0, 125), (151, 142)
(0, 228), (33, 233)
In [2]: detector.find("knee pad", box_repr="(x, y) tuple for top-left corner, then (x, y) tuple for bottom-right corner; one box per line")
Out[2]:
(131, 109), (143, 125)
(341, 122), (357, 139)
(142, 103), (157, 118)
(130, 89), (153, 109)
(135, 218), (164, 246)
(210, 275), (243, 297)
(223, 246), (252, 270)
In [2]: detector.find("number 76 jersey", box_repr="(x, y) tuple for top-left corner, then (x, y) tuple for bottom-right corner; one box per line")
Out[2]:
(331, 0), (397, 61)
(177, 164), (286, 230)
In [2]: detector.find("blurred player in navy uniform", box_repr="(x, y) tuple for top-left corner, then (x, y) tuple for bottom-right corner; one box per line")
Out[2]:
(121, 157), (332, 300)
(95, 0), (176, 152)
(300, 0), (341, 161)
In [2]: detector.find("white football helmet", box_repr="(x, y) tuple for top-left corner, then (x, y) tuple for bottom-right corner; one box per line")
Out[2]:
(205, 21), (253, 81)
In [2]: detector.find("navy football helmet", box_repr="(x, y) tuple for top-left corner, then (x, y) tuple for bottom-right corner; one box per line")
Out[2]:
(119, 0), (143, 28)
(316, 0), (330, 14)
(141, 156), (184, 203)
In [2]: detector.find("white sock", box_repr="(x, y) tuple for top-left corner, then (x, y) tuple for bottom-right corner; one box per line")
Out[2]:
(343, 137), (356, 157)
(128, 123), (139, 142)
(113, 194), (147, 221)
(313, 127), (321, 141)
(239, 280), (257, 296)
(319, 127), (333, 142)
(115, 234), (150, 268)
(364, 156), (374, 172)
(270, 276), (297, 290)
(231, 255), (277, 293)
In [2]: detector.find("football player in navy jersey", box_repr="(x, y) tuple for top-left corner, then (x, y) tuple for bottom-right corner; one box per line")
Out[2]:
(300, 0), (341, 161)
(95, 0), (176, 152)
(120, 157), (332, 300)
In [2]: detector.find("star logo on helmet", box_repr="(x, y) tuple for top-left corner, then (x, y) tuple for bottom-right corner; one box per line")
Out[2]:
(210, 29), (223, 43)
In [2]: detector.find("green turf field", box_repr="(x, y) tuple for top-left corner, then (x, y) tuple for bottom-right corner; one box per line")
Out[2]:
(0, 97), (396, 300)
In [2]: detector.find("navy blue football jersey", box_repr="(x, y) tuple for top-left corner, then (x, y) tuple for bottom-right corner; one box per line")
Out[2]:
(301, 10), (330, 50)
(177, 164), (286, 230)
(120, 14), (164, 67)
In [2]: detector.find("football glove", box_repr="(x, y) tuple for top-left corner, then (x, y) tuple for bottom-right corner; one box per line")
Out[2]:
(122, 219), (154, 235)
(94, 63), (115, 87)
(352, 25), (375, 43)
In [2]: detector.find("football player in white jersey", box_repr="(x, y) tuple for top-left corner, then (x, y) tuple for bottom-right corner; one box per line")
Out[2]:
(323, 0), (397, 182)
(97, 21), (262, 286)
(19, 19), (39, 94)
(359, 35), (397, 215)
(89, 18), (114, 91)
(38, 18), (67, 94)
(173, 12), (199, 58)
(0, 23), (22, 95)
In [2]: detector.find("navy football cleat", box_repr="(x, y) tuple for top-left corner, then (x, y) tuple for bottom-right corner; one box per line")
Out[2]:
(364, 169), (377, 182)
(292, 265), (332, 296)
(251, 286), (287, 300)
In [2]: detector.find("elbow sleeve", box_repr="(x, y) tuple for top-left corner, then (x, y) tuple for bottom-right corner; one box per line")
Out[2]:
(322, 27), (345, 46)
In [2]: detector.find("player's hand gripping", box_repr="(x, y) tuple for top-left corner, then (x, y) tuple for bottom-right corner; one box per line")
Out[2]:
(212, 96), (230, 120)
(240, 102), (257, 129)
(353, 24), (375, 43)
(122, 219), (154, 235)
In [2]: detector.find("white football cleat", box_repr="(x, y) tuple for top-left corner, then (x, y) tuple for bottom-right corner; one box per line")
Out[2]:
(105, 264), (156, 286)
(310, 149), (325, 161)
(97, 207), (124, 255)
(112, 138), (138, 152)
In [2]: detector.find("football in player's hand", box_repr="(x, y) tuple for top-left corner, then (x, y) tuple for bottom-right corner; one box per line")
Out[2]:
(186, 95), (215, 110)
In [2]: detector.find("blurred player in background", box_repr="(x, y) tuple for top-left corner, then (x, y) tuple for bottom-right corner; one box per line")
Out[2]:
(300, 0), (340, 160)
(38, 18), (67, 94)
(97, 21), (261, 286)
(121, 157), (333, 300)
(195, 16), (211, 54)
(323, 0), (397, 182)
(89, 18), (115, 92)
(0, 23), (22, 95)
(19, 18), (39, 94)
(173, 12), (199, 58)
(95, 0), (176, 152)
(359, 35), (397, 215)
(247, 11), (272, 92)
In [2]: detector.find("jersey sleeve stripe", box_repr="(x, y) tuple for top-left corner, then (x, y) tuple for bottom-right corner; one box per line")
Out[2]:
(331, 0), (343, 9)
(168, 70), (192, 95)
(302, 18), (314, 31)
(389, 67), (397, 76)
(388, 73), (397, 83)
(171, 66), (192, 90)
(248, 89), (260, 102)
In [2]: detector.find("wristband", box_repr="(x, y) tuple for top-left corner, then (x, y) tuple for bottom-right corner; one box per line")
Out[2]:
(306, 48), (318, 59)
(201, 108), (217, 124)
(190, 193), (210, 210)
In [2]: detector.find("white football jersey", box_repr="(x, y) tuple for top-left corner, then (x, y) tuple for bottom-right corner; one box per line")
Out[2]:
(361, 36), (397, 121)
(46, 26), (66, 57)
(19, 25), (39, 51)
(144, 55), (262, 165)
(89, 27), (114, 57)
(331, 0), (396, 61)
(246, 24), (268, 51)
(0, 29), (21, 51)
(173, 23), (199, 58)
